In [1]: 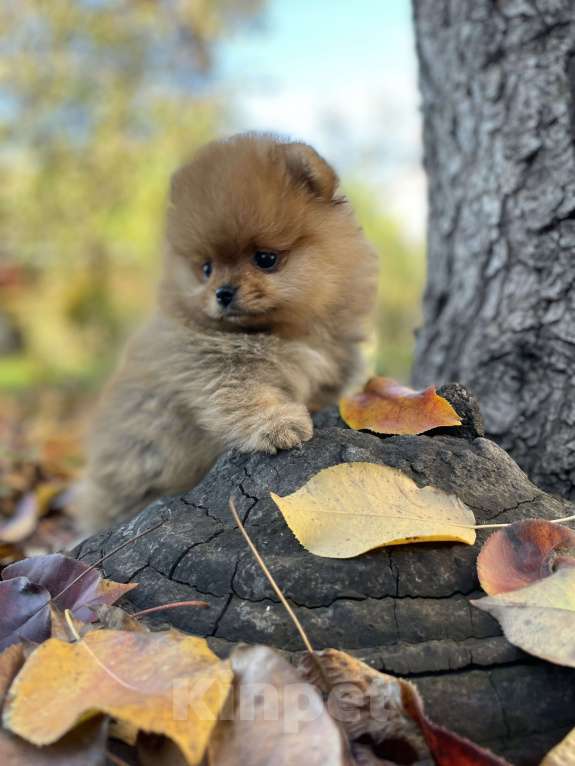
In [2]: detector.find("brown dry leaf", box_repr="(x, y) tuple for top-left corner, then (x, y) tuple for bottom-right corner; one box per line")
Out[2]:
(299, 649), (510, 765)
(110, 717), (139, 747)
(208, 644), (350, 766)
(93, 604), (148, 633)
(477, 520), (575, 595)
(339, 377), (461, 435)
(472, 567), (575, 668)
(270, 462), (476, 558)
(541, 727), (575, 766)
(0, 717), (109, 766)
(0, 544), (22, 567)
(94, 578), (139, 613)
(298, 649), (427, 763)
(138, 733), (190, 766)
(3, 629), (232, 764)
(0, 644), (25, 705)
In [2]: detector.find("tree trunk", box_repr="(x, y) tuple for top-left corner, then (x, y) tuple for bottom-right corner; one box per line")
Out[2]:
(411, 0), (575, 501)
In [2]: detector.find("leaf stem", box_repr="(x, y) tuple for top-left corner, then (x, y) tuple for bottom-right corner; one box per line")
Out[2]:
(473, 513), (575, 530)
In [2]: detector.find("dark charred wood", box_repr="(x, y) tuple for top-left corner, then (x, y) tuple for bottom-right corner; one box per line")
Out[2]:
(74, 392), (575, 765)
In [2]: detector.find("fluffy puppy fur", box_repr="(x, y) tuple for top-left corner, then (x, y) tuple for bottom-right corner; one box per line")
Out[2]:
(77, 133), (378, 532)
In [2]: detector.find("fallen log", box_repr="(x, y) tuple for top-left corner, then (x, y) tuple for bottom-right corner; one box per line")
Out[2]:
(74, 385), (575, 765)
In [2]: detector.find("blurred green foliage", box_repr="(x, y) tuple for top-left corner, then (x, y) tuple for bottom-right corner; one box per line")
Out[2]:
(0, 0), (262, 388)
(0, 0), (423, 397)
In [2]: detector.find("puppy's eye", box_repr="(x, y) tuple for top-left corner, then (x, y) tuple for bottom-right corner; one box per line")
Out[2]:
(253, 250), (278, 270)
(202, 261), (213, 279)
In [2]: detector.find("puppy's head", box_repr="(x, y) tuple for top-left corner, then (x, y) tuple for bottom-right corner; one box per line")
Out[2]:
(161, 133), (377, 336)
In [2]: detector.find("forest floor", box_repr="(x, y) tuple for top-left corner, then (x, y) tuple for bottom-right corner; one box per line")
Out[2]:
(0, 388), (93, 567)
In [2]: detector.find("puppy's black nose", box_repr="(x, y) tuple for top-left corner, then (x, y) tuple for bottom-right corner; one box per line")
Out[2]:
(215, 285), (236, 308)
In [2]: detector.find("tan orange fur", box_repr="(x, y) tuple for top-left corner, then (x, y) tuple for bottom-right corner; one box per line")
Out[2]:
(77, 133), (378, 532)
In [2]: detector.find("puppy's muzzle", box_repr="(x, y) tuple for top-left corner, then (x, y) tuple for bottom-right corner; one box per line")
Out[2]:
(215, 285), (236, 308)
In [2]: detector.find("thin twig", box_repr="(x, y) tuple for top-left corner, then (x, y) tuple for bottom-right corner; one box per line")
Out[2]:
(132, 600), (208, 618)
(228, 497), (314, 654)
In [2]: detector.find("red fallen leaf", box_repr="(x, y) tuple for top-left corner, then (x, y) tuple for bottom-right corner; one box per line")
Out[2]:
(477, 520), (575, 595)
(0, 554), (138, 649)
(0, 578), (50, 652)
(400, 680), (511, 765)
(339, 377), (461, 435)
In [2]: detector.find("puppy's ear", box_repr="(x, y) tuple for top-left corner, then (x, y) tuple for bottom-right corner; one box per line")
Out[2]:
(281, 142), (338, 202)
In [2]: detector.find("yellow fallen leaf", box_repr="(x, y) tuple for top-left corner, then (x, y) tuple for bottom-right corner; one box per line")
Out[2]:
(0, 644), (109, 765)
(541, 727), (575, 766)
(3, 629), (232, 764)
(270, 462), (476, 558)
(472, 567), (575, 668)
(339, 377), (461, 435)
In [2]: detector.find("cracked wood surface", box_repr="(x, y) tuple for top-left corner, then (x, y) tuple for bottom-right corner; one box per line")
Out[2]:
(74, 397), (575, 765)
(411, 0), (575, 503)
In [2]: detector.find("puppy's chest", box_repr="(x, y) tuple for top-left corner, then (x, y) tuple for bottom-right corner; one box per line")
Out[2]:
(285, 340), (355, 405)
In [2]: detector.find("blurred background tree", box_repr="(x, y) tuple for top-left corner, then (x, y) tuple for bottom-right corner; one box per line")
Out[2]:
(0, 0), (423, 409)
(0, 0), (262, 387)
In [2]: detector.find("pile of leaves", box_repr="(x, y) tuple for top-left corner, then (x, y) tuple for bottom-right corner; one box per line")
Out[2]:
(0, 393), (86, 564)
(0, 378), (573, 764)
(0, 536), (515, 765)
(0, 518), (573, 764)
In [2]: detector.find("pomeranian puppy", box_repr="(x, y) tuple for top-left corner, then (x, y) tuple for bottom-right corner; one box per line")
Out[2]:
(78, 133), (378, 532)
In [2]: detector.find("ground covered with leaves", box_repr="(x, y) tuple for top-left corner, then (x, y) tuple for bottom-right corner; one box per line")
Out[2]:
(1, 380), (574, 764)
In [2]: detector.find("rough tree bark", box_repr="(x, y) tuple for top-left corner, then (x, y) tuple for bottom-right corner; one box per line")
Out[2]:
(411, 0), (575, 501)
(75, 390), (575, 766)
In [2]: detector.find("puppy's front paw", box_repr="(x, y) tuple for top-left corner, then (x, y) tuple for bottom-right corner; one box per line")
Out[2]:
(243, 403), (314, 453)
(267, 404), (314, 451)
